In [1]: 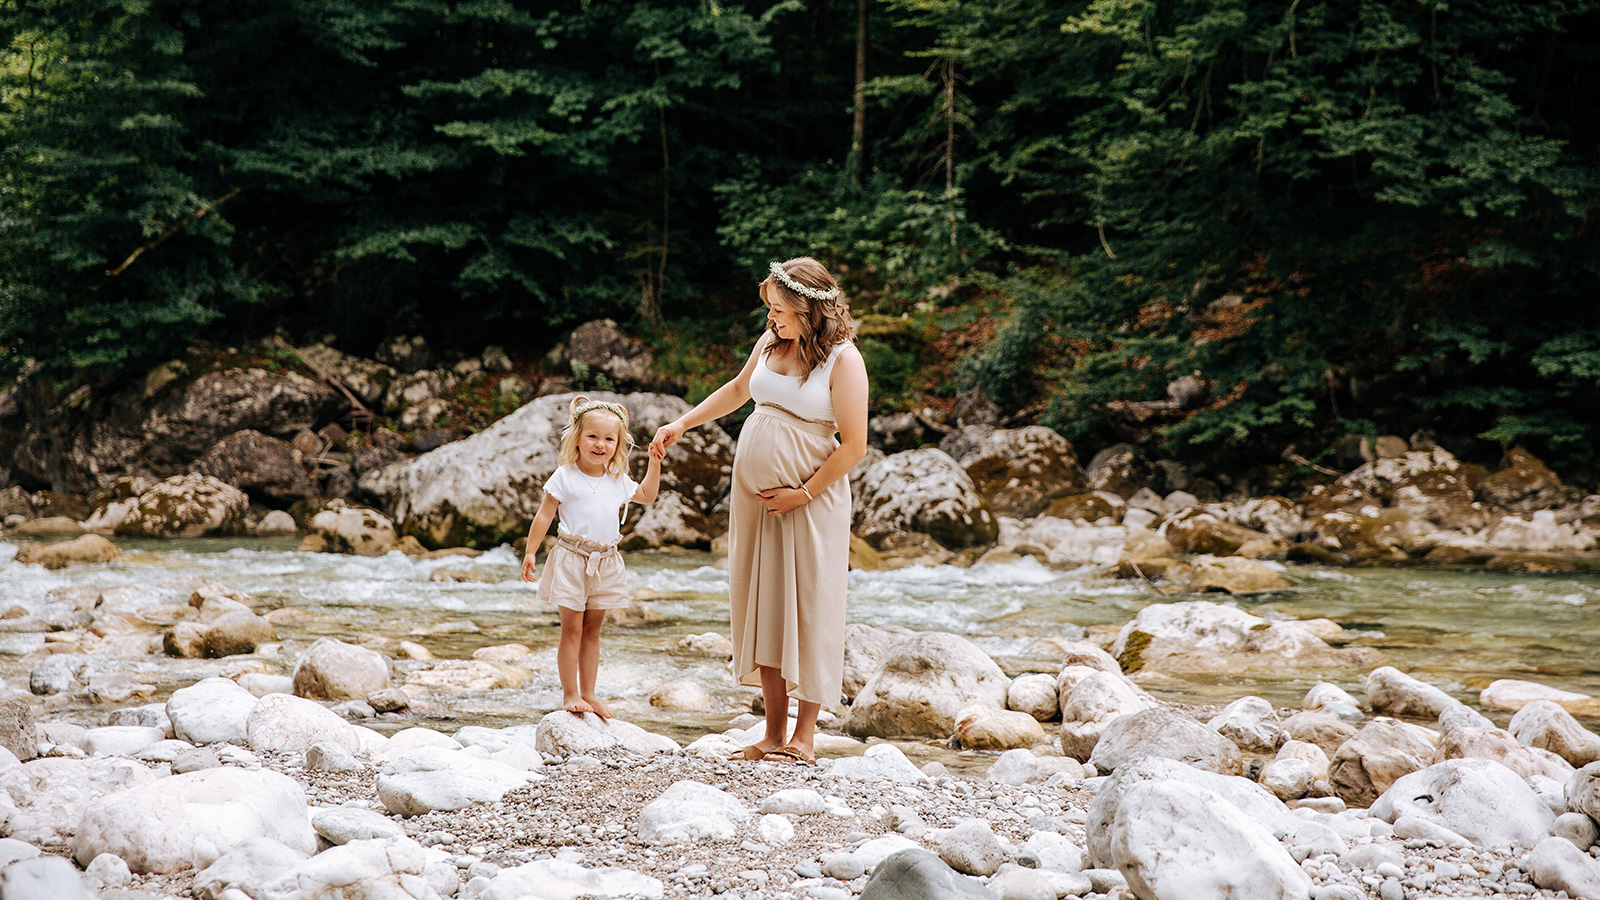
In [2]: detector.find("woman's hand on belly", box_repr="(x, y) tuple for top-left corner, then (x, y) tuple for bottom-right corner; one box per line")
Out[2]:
(755, 486), (809, 515)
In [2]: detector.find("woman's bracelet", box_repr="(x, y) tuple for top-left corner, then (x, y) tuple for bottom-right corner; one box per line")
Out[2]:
(797, 484), (814, 501)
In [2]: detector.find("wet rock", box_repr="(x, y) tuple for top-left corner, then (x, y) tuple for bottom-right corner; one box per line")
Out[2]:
(190, 430), (314, 506)
(1371, 758), (1554, 849)
(1088, 706), (1243, 776)
(1163, 509), (1269, 556)
(637, 780), (750, 843)
(12, 534), (120, 570)
(304, 501), (396, 556)
(253, 509), (298, 536)
(531, 710), (679, 758)
(1329, 717), (1438, 808)
(115, 474), (248, 538)
(649, 680), (712, 712)
(853, 448), (999, 550)
(955, 706), (1046, 751)
(293, 637), (392, 700)
(72, 766), (315, 874)
(943, 425), (1087, 519)
(676, 632), (733, 657)
(198, 611), (275, 658)
(1109, 600), (1374, 676)
(844, 632), (1010, 739)
(1039, 492), (1123, 523)
(1109, 779), (1311, 900)
(376, 746), (531, 816)
(6, 515), (86, 536)
(1186, 555), (1291, 594)
(1005, 673), (1059, 722)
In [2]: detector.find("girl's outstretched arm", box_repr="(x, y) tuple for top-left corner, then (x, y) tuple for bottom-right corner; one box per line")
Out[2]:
(633, 449), (663, 505)
(521, 493), (560, 582)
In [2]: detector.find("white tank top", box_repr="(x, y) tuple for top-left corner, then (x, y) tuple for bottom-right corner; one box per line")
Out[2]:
(749, 338), (851, 423)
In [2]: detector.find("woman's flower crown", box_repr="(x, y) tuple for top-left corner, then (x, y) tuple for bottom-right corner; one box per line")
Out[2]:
(769, 260), (841, 302)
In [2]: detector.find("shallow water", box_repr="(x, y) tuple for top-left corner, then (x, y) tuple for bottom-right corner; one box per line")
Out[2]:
(2, 538), (1596, 762)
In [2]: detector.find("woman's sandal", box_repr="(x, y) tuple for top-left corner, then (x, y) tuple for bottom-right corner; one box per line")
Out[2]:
(729, 744), (768, 761)
(765, 744), (816, 766)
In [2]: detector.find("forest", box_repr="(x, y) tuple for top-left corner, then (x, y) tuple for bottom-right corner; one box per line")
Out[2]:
(3, 0), (1598, 478)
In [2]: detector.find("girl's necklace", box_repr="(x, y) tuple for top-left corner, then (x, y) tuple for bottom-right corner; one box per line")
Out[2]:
(576, 467), (604, 493)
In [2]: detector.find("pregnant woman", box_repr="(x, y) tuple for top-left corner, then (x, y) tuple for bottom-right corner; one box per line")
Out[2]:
(650, 257), (868, 765)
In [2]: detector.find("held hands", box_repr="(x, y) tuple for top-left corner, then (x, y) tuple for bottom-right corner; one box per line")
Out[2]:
(756, 486), (810, 515)
(649, 421), (684, 458)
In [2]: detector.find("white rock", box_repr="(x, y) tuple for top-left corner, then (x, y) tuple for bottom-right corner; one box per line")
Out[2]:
(477, 858), (665, 900)
(1259, 758), (1318, 801)
(843, 631), (1010, 739)
(370, 726), (463, 764)
(1006, 673), (1059, 722)
(235, 673), (293, 698)
(291, 637), (391, 700)
(1021, 831), (1084, 872)
(825, 743), (927, 783)
(1365, 666), (1462, 719)
(1568, 762), (1600, 821)
(852, 448), (998, 550)
(82, 726), (167, 758)
(311, 807), (407, 845)
(648, 680), (712, 712)
(986, 749), (1085, 785)
(758, 814), (794, 845)
(0, 856), (98, 900)
(1085, 756), (1298, 869)
(1509, 700), (1600, 767)
(1208, 696), (1283, 753)
(1552, 812), (1600, 850)
(1480, 679), (1600, 717)
(636, 780), (750, 843)
(760, 788), (827, 816)
(304, 741), (365, 773)
(256, 836), (430, 900)
(955, 705), (1047, 751)
(994, 865), (1056, 900)
(72, 766), (315, 874)
(0, 838), (41, 867)
(532, 710), (680, 758)
(245, 692), (381, 756)
(167, 676), (261, 745)
(84, 852), (132, 887)
(1370, 758), (1554, 850)
(1109, 780), (1311, 900)
(1087, 707), (1242, 775)
(939, 819), (1008, 877)
(0, 756), (158, 846)
(1527, 835), (1600, 899)
(376, 747), (531, 816)
(192, 837), (310, 900)
(1328, 717), (1439, 807)
(854, 834), (921, 869)
(1304, 682), (1364, 722)
(1058, 667), (1156, 761)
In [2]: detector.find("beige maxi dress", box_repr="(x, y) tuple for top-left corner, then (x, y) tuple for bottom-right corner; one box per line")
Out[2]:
(728, 342), (852, 706)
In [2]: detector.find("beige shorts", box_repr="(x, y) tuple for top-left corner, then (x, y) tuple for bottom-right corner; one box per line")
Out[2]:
(537, 533), (630, 612)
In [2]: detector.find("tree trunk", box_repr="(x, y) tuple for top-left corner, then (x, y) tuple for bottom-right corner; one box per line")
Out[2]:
(850, 0), (868, 184)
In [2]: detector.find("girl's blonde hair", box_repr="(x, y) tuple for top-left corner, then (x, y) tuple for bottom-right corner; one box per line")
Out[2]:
(556, 395), (634, 478)
(762, 257), (856, 385)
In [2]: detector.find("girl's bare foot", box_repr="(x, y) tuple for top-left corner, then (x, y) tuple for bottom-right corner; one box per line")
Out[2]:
(563, 695), (595, 715)
(583, 695), (614, 719)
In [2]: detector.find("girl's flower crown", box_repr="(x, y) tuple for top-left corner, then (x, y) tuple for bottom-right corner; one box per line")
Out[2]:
(571, 399), (629, 430)
(769, 260), (841, 302)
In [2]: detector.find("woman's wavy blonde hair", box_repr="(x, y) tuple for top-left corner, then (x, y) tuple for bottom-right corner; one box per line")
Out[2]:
(762, 257), (855, 384)
(556, 395), (634, 479)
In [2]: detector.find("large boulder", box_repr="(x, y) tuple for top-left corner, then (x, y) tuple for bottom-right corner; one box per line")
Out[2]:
(1109, 779), (1310, 900)
(1431, 727), (1575, 781)
(1163, 509), (1269, 556)
(245, 693), (382, 756)
(1085, 756), (1298, 869)
(853, 449), (999, 550)
(375, 747), (532, 816)
(12, 534), (120, 569)
(1185, 555), (1291, 594)
(620, 491), (714, 550)
(842, 623), (913, 703)
(167, 676), (260, 745)
(1371, 758), (1555, 850)
(292, 637), (391, 700)
(72, 767), (316, 874)
(1478, 448), (1565, 513)
(1328, 717), (1439, 807)
(1087, 707), (1243, 776)
(1365, 666), (1462, 719)
(390, 391), (730, 548)
(548, 319), (655, 389)
(531, 711), (680, 757)
(940, 425), (1087, 519)
(1084, 443), (1156, 498)
(190, 430), (314, 506)
(843, 632), (1010, 739)
(294, 343), (397, 408)
(11, 366), (344, 493)
(0, 757), (160, 846)
(115, 475), (249, 538)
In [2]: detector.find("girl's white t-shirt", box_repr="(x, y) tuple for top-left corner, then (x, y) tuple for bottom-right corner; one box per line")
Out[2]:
(543, 464), (638, 544)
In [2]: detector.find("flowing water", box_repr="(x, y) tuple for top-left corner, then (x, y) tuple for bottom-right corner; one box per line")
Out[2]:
(3, 538), (1597, 767)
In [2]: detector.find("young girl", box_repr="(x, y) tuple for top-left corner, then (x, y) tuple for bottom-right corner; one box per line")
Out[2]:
(521, 396), (662, 718)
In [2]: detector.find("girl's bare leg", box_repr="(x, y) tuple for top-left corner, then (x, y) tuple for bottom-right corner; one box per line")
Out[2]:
(578, 609), (613, 718)
(557, 607), (594, 714)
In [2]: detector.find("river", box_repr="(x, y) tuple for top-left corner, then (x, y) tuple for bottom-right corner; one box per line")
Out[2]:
(2, 538), (1597, 760)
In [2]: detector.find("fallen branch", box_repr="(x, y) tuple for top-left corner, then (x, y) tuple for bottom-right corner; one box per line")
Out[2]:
(107, 185), (244, 277)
